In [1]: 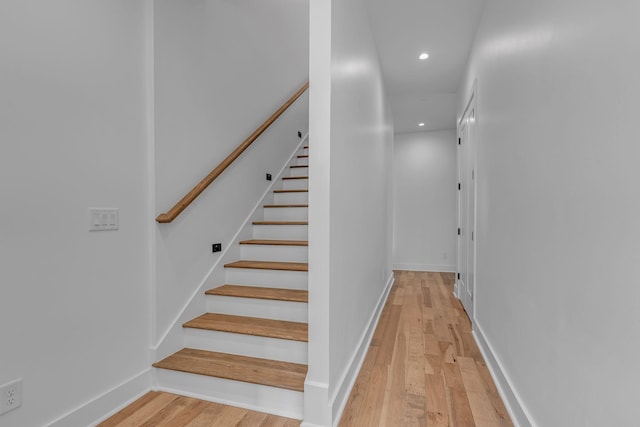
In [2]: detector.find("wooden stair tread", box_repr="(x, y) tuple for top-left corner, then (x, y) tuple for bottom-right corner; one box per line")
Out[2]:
(153, 348), (307, 392)
(273, 189), (308, 193)
(224, 260), (308, 271)
(297, 155), (309, 158)
(252, 221), (308, 225)
(206, 285), (308, 302)
(263, 204), (308, 208)
(239, 239), (308, 246)
(290, 165), (308, 168)
(282, 176), (308, 180)
(184, 313), (308, 342)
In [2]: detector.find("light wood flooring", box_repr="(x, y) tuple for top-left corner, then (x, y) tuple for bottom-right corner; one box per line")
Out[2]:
(100, 271), (511, 426)
(339, 271), (512, 427)
(97, 391), (301, 427)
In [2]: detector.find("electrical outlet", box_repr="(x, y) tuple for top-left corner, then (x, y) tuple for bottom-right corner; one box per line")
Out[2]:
(266, 173), (272, 181)
(212, 243), (222, 253)
(297, 131), (302, 138)
(0, 378), (22, 416)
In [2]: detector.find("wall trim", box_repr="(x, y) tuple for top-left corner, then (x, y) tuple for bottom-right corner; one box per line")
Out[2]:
(330, 272), (395, 426)
(144, 0), (158, 365)
(473, 323), (535, 427)
(393, 263), (456, 273)
(301, 380), (330, 427)
(47, 369), (152, 427)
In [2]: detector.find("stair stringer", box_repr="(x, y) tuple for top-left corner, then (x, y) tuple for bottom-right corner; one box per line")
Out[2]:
(151, 135), (309, 368)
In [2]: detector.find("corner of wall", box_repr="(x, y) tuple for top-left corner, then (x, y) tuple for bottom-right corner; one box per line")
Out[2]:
(302, 380), (331, 427)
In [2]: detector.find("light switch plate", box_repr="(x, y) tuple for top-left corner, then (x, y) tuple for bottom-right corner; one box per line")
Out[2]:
(89, 208), (119, 231)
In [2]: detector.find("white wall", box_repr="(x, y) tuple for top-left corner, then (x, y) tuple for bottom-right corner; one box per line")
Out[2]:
(393, 130), (457, 272)
(307, 0), (394, 424)
(0, 2), (151, 426)
(153, 0), (309, 343)
(459, 1), (640, 426)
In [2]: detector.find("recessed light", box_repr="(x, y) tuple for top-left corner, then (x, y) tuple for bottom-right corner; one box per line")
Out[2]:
(418, 123), (425, 127)
(419, 53), (429, 60)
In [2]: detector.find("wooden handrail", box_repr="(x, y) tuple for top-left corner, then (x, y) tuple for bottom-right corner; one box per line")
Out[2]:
(156, 81), (310, 223)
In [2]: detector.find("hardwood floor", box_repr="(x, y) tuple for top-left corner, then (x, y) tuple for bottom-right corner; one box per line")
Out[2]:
(97, 391), (301, 427)
(100, 271), (511, 426)
(339, 271), (512, 427)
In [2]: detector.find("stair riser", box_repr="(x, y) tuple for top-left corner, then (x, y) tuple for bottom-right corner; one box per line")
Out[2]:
(289, 167), (309, 177)
(294, 157), (308, 166)
(155, 369), (304, 419)
(252, 224), (308, 240)
(273, 192), (308, 204)
(183, 328), (307, 364)
(282, 179), (308, 190)
(206, 295), (308, 322)
(240, 244), (308, 263)
(225, 268), (308, 290)
(264, 207), (308, 221)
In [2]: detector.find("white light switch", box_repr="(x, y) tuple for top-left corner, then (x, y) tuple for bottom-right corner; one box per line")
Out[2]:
(89, 208), (119, 231)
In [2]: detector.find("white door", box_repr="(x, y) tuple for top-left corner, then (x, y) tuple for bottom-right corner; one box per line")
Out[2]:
(457, 91), (477, 320)
(465, 107), (476, 319)
(457, 117), (469, 311)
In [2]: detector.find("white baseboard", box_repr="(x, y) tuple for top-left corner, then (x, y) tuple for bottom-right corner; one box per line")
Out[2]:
(473, 324), (535, 427)
(47, 369), (152, 427)
(393, 263), (456, 272)
(330, 272), (395, 426)
(301, 380), (331, 427)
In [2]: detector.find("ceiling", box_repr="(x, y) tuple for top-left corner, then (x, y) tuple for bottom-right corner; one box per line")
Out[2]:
(365, 0), (486, 133)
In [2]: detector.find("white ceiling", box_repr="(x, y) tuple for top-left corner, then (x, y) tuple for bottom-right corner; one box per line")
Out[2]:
(365, 0), (486, 133)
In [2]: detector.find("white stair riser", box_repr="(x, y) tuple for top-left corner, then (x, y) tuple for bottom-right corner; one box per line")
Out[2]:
(225, 268), (308, 290)
(289, 167), (309, 177)
(155, 369), (304, 419)
(264, 207), (308, 221)
(294, 157), (308, 166)
(252, 224), (308, 240)
(241, 244), (308, 263)
(282, 178), (308, 190)
(274, 191), (308, 204)
(183, 328), (308, 364)
(206, 295), (308, 322)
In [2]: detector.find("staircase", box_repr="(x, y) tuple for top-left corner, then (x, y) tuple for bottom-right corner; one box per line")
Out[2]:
(153, 145), (310, 419)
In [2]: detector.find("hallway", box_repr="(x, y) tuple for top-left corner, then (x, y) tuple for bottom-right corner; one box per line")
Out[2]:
(339, 271), (512, 426)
